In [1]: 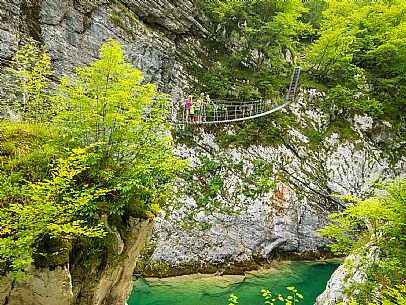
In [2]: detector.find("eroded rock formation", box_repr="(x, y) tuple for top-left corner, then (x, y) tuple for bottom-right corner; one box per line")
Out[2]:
(0, 0), (206, 95)
(139, 91), (405, 275)
(0, 218), (153, 305)
(0, 2), (205, 303)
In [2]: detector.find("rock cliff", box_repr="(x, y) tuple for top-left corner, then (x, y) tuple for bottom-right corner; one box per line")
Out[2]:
(0, 1), (205, 304)
(138, 91), (405, 275)
(315, 248), (380, 305)
(0, 1), (405, 304)
(0, 218), (153, 305)
(0, 0), (206, 95)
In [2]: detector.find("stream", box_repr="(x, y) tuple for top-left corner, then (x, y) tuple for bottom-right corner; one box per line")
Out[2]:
(128, 260), (339, 305)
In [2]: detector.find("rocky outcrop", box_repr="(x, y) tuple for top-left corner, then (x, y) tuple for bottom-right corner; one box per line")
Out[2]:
(0, 0), (206, 303)
(316, 248), (380, 305)
(315, 256), (356, 305)
(1, 0), (405, 303)
(71, 218), (154, 305)
(0, 266), (73, 305)
(0, 218), (153, 305)
(0, 0), (206, 96)
(138, 91), (405, 275)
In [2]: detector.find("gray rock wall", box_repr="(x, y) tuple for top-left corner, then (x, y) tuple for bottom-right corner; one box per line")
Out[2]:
(144, 91), (405, 272)
(0, 266), (73, 305)
(0, 0), (205, 303)
(1, 0), (405, 303)
(72, 218), (154, 305)
(315, 248), (380, 305)
(0, 0), (206, 97)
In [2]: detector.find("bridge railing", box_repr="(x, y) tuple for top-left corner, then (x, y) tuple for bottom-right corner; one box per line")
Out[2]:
(171, 98), (284, 124)
(171, 67), (301, 124)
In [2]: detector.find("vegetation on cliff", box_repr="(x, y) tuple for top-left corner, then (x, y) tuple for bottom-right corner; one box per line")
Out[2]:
(171, 2), (406, 302)
(308, 0), (406, 126)
(320, 179), (406, 304)
(189, 0), (405, 141)
(0, 3), (404, 305)
(190, 0), (312, 99)
(0, 40), (184, 279)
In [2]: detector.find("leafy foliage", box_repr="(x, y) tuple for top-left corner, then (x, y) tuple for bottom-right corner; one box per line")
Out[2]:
(0, 40), (185, 277)
(0, 40), (53, 123)
(0, 145), (106, 279)
(227, 287), (304, 305)
(308, 0), (406, 123)
(301, 0), (328, 32)
(53, 39), (185, 216)
(319, 179), (406, 303)
(191, 0), (313, 99)
(323, 84), (383, 120)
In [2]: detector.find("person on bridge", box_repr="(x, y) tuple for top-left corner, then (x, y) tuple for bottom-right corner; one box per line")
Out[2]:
(195, 92), (205, 122)
(184, 95), (192, 122)
(189, 102), (196, 121)
(203, 94), (211, 122)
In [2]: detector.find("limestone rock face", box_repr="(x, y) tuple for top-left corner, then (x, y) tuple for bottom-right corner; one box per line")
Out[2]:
(0, 266), (73, 305)
(0, 0), (202, 303)
(0, 218), (153, 305)
(118, 0), (208, 34)
(315, 259), (352, 305)
(315, 249), (379, 305)
(0, 0), (206, 96)
(144, 92), (405, 272)
(70, 218), (154, 305)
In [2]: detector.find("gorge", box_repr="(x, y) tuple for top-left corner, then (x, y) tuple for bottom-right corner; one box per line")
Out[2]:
(0, 1), (405, 305)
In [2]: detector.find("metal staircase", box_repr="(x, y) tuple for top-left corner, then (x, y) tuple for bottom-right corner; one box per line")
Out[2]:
(286, 67), (301, 102)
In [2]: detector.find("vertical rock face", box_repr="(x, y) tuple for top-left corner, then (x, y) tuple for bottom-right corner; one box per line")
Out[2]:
(0, 0), (206, 96)
(70, 218), (154, 305)
(0, 267), (73, 305)
(0, 1), (202, 304)
(0, 1), (405, 304)
(0, 218), (153, 305)
(315, 248), (379, 305)
(142, 92), (405, 274)
(315, 258), (354, 305)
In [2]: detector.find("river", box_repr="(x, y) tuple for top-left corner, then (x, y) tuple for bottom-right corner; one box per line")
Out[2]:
(128, 260), (339, 305)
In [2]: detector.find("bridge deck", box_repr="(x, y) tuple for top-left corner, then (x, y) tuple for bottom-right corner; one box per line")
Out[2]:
(172, 67), (301, 125)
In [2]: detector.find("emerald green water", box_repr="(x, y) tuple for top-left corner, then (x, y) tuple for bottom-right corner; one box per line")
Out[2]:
(128, 261), (339, 305)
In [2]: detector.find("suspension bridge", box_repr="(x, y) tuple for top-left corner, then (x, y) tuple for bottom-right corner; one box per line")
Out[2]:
(172, 67), (301, 125)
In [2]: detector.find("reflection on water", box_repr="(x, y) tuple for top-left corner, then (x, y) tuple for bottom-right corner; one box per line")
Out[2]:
(128, 261), (339, 305)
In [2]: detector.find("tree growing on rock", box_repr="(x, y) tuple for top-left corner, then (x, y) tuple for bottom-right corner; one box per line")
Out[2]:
(0, 39), (185, 279)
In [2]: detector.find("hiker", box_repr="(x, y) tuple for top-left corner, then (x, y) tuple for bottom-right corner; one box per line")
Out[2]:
(202, 94), (210, 121)
(189, 102), (196, 122)
(184, 95), (192, 121)
(204, 94), (211, 104)
(195, 92), (205, 122)
(195, 99), (202, 122)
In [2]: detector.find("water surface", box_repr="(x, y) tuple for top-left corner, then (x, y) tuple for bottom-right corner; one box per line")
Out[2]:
(129, 261), (339, 305)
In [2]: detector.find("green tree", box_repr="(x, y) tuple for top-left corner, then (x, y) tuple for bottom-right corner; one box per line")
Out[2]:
(54, 39), (185, 216)
(0, 40), (53, 122)
(301, 0), (328, 32)
(308, 0), (406, 121)
(0, 40), (185, 277)
(193, 0), (313, 99)
(0, 145), (107, 280)
(324, 84), (383, 120)
(319, 179), (406, 303)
